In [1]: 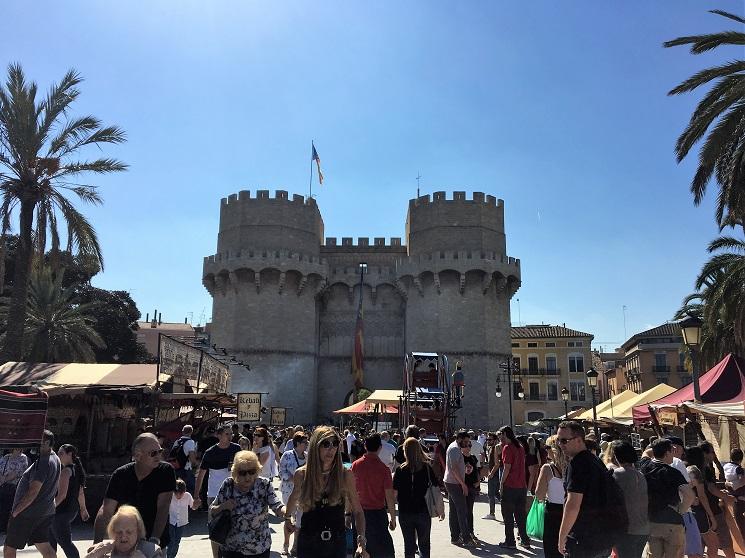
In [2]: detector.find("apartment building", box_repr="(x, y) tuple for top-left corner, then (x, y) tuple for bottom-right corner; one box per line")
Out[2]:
(620, 323), (691, 393)
(511, 325), (595, 422)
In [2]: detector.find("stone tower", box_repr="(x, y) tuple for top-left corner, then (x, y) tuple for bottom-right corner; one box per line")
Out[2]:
(202, 190), (326, 422)
(203, 190), (521, 427)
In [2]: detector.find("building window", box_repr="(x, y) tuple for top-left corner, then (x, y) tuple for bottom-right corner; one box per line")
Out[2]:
(575, 341), (583, 347)
(513, 382), (523, 399)
(569, 355), (585, 373)
(527, 342), (538, 348)
(546, 356), (557, 372)
(529, 382), (540, 400)
(526, 411), (545, 422)
(528, 356), (539, 373)
(547, 381), (558, 401)
(568, 341), (575, 347)
(512, 342), (520, 348)
(545, 342), (556, 348)
(655, 353), (667, 367)
(570, 381), (586, 401)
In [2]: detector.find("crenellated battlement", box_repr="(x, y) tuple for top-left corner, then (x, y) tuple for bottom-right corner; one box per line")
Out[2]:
(204, 248), (326, 266)
(323, 237), (405, 249)
(408, 191), (503, 209)
(220, 190), (317, 207)
(402, 250), (520, 267)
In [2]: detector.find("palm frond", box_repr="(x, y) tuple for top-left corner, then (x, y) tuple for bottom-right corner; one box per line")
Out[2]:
(664, 31), (745, 54)
(709, 10), (745, 26)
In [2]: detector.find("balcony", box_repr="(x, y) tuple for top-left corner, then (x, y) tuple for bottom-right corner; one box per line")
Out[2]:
(520, 368), (562, 377)
(525, 394), (547, 401)
(652, 366), (670, 373)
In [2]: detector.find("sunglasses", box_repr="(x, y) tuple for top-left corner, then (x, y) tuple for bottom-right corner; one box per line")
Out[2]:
(320, 438), (340, 449)
(147, 448), (163, 458)
(558, 437), (578, 445)
(237, 468), (258, 477)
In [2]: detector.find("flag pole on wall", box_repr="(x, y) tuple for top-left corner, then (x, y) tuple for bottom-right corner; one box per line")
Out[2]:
(310, 141), (324, 198)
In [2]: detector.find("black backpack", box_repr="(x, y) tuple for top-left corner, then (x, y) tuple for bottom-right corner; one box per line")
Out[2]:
(598, 461), (629, 543)
(167, 437), (189, 470)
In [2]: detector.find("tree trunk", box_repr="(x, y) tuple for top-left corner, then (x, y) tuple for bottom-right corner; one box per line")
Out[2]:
(0, 233), (6, 296)
(0, 198), (35, 363)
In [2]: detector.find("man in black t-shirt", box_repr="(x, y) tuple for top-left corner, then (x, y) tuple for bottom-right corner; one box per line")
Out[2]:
(557, 421), (612, 558)
(640, 439), (694, 558)
(93, 433), (177, 548)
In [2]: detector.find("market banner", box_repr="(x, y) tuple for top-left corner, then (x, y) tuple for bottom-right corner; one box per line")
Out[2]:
(0, 388), (49, 449)
(270, 407), (286, 427)
(201, 353), (229, 393)
(159, 335), (200, 384)
(237, 393), (261, 422)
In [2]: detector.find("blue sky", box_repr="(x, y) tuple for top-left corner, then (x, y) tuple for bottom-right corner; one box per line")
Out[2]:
(2, 1), (742, 349)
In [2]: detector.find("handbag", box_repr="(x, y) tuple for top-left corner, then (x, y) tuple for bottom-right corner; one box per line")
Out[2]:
(526, 497), (545, 539)
(423, 465), (444, 518)
(208, 509), (231, 544)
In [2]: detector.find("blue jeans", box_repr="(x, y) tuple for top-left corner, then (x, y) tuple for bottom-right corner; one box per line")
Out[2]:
(445, 482), (470, 542)
(487, 475), (500, 514)
(167, 523), (184, 558)
(49, 508), (80, 558)
(399, 510), (431, 558)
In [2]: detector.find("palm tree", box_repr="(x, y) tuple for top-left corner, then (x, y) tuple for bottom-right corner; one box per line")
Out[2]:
(0, 267), (105, 362)
(664, 10), (745, 231)
(0, 63), (126, 362)
(676, 235), (745, 365)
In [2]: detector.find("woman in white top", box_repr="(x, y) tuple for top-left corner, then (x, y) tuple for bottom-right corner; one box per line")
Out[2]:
(253, 427), (275, 479)
(534, 434), (567, 558)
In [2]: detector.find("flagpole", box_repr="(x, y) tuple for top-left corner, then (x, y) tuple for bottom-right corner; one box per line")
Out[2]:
(309, 141), (314, 199)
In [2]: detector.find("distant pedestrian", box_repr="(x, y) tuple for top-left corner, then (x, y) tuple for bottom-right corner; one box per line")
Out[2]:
(2, 430), (61, 558)
(461, 438), (480, 541)
(279, 433), (307, 555)
(607, 440), (649, 558)
(252, 427), (274, 480)
(168, 425), (197, 495)
(483, 432), (501, 520)
(534, 435), (567, 558)
(165, 479), (194, 558)
(352, 433), (396, 558)
(444, 430), (474, 547)
(0, 448), (28, 532)
(497, 426), (529, 550)
(393, 438), (444, 558)
(50, 444), (90, 558)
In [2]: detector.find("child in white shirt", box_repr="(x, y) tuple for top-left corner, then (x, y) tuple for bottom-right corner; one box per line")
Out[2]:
(166, 479), (194, 558)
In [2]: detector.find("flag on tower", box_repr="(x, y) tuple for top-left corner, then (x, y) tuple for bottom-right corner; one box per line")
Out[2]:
(351, 292), (364, 392)
(312, 143), (324, 185)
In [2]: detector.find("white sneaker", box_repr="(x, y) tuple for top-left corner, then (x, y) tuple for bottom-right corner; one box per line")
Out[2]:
(482, 513), (496, 520)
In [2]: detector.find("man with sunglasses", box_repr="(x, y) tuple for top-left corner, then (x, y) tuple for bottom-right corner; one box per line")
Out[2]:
(94, 433), (176, 549)
(557, 421), (617, 558)
(444, 430), (474, 546)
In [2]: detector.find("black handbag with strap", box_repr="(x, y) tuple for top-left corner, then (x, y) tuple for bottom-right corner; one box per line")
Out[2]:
(208, 509), (231, 544)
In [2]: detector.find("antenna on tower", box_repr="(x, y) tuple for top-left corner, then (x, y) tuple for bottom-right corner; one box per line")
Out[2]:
(622, 305), (628, 340)
(416, 172), (421, 198)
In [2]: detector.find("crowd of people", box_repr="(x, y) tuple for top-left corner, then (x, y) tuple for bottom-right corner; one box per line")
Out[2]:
(1, 420), (745, 558)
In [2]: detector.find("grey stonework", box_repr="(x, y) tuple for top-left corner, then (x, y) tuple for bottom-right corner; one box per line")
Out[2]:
(203, 190), (521, 428)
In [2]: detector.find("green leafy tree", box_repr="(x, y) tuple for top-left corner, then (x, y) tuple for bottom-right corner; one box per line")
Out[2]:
(676, 235), (745, 366)
(664, 10), (745, 231)
(0, 64), (126, 362)
(76, 285), (150, 363)
(0, 267), (105, 362)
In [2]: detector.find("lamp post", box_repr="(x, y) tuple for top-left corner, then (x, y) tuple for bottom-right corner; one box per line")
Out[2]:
(498, 357), (516, 426)
(586, 367), (600, 439)
(680, 314), (703, 403)
(561, 387), (569, 418)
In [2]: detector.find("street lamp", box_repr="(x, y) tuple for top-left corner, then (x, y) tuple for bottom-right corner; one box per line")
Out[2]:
(517, 384), (525, 400)
(680, 314), (703, 403)
(586, 367), (600, 439)
(561, 387), (569, 418)
(496, 385), (502, 398)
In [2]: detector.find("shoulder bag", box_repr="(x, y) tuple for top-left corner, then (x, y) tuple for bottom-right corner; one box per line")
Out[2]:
(208, 481), (233, 544)
(423, 465), (444, 518)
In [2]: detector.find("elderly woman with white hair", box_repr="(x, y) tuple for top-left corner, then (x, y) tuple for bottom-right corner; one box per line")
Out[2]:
(211, 450), (285, 558)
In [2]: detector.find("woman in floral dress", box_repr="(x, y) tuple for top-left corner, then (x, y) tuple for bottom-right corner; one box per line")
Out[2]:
(211, 450), (285, 558)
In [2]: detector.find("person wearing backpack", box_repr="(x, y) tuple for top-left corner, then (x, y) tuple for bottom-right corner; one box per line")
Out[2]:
(168, 426), (198, 495)
(641, 439), (696, 558)
(557, 421), (626, 558)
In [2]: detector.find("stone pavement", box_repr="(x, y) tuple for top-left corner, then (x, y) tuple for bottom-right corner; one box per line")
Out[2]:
(1, 482), (545, 558)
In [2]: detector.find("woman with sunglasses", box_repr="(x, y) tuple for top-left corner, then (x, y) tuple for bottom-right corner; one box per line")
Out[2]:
(252, 428), (274, 480)
(285, 426), (368, 558)
(211, 450), (285, 558)
(534, 435), (567, 558)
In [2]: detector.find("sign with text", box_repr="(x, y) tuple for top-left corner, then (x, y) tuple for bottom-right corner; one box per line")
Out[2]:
(270, 407), (286, 427)
(237, 393), (262, 422)
(201, 352), (230, 393)
(159, 335), (200, 383)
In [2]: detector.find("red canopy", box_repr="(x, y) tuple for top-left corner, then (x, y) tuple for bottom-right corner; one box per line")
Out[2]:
(633, 353), (745, 424)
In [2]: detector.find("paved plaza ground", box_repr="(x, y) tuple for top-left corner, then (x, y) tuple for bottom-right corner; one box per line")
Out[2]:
(1, 480), (544, 558)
